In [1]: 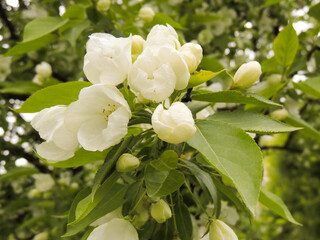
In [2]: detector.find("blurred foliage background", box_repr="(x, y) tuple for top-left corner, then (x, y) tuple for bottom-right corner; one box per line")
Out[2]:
(0, 0), (319, 239)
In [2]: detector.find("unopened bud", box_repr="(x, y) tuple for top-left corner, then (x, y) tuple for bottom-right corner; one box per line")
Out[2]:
(209, 219), (238, 240)
(150, 199), (172, 223)
(131, 35), (145, 56)
(233, 61), (262, 87)
(35, 62), (52, 78)
(28, 188), (41, 199)
(33, 232), (49, 240)
(138, 6), (155, 22)
(97, 0), (111, 12)
(267, 74), (282, 85)
(270, 109), (288, 121)
(179, 42), (203, 73)
(116, 153), (140, 172)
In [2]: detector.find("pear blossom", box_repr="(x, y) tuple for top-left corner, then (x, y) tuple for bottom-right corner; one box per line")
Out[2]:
(128, 46), (190, 102)
(65, 84), (131, 151)
(31, 106), (79, 162)
(179, 42), (203, 73)
(83, 33), (132, 85)
(233, 61), (262, 87)
(87, 218), (139, 240)
(152, 102), (196, 144)
(35, 62), (52, 78)
(209, 219), (238, 240)
(144, 24), (181, 49)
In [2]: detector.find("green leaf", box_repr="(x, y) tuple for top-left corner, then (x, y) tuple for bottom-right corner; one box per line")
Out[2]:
(145, 165), (185, 197)
(152, 12), (184, 30)
(191, 14), (220, 23)
(150, 150), (179, 171)
(122, 181), (146, 216)
(192, 90), (282, 107)
(0, 81), (41, 94)
(64, 183), (127, 236)
(62, 5), (86, 20)
(285, 113), (320, 142)
(184, 160), (221, 218)
(294, 76), (320, 98)
(174, 196), (193, 240)
(23, 17), (69, 42)
(273, 23), (299, 67)
(309, 2), (320, 22)
(62, 21), (90, 47)
(15, 81), (91, 113)
(187, 70), (225, 88)
(263, 0), (282, 7)
(41, 148), (110, 168)
(208, 110), (301, 134)
(0, 167), (39, 182)
(187, 120), (263, 214)
(68, 187), (91, 223)
(4, 34), (57, 56)
(259, 189), (301, 225)
(261, 57), (281, 73)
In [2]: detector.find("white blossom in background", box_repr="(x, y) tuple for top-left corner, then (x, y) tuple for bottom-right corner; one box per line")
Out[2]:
(138, 6), (155, 22)
(0, 57), (12, 82)
(65, 85), (131, 151)
(209, 219), (238, 240)
(32, 232), (49, 240)
(87, 218), (139, 240)
(233, 61), (262, 87)
(144, 24), (181, 49)
(152, 102), (196, 144)
(21, 4), (48, 19)
(35, 62), (52, 78)
(31, 106), (79, 162)
(179, 42), (203, 73)
(83, 33), (132, 85)
(128, 46), (190, 102)
(33, 174), (55, 192)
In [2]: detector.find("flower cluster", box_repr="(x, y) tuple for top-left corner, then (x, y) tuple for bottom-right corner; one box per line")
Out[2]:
(31, 24), (201, 162)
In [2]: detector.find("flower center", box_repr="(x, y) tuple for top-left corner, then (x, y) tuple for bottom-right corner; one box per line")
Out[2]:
(102, 103), (117, 122)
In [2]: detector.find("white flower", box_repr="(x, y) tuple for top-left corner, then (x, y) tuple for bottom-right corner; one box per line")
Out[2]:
(31, 106), (79, 162)
(65, 84), (131, 151)
(150, 199), (172, 223)
(83, 33), (132, 85)
(35, 62), (52, 78)
(152, 102), (196, 144)
(88, 218), (139, 240)
(128, 46), (190, 102)
(33, 174), (55, 192)
(233, 61), (262, 87)
(179, 42), (203, 73)
(138, 6), (155, 22)
(209, 220), (238, 240)
(144, 24), (181, 49)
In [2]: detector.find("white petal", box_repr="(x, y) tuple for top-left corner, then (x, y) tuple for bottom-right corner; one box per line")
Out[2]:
(36, 141), (76, 162)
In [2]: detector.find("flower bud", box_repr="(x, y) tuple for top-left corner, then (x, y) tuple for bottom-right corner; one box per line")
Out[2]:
(152, 102), (196, 144)
(233, 61), (262, 87)
(209, 219), (238, 240)
(33, 232), (49, 240)
(97, 0), (111, 12)
(267, 74), (282, 85)
(138, 6), (155, 22)
(270, 109), (288, 121)
(131, 35), (145, 56)
(179, 42), (203, 73)
(28, 188), (41, 199)
(116, 153), (140, 172)
(88, 218), (139, 240)
(35, 62), (52, 78)
(150, 199), (172, 223)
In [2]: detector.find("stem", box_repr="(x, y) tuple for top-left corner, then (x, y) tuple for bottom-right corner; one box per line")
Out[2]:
(170, 194), (178, 237)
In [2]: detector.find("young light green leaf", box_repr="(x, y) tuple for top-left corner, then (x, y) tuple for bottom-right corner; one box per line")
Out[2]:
(150, 150), (179, 171)
(208, 110), (301, 134)
(4, 34), (57, 56)
(273, 23), (299, 67)
(145, 165), (185, 197)
(68, 187), (91, 223)
(259, 189), (302, 225)
(152, 12), (185, 30)
(23, 17), (69, 42)
(294, 76), (320, 98)
(187, 120), (263, 214)
(174, 196), (193, 240)
(0, 167), (39, 182)
(62, 21), (90, 47)
(16, 81), (91, 113)
(187, 70), (225, 88)
(192, 90), (282, 107)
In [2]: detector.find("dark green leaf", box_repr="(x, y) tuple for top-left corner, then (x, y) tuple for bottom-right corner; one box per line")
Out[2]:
(174, 196), (193, 240)
(294, 76), (320, 98)
(150, 150), (179, 171)
(68, 187), (91, 223)
(309, 3), (320, 22)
